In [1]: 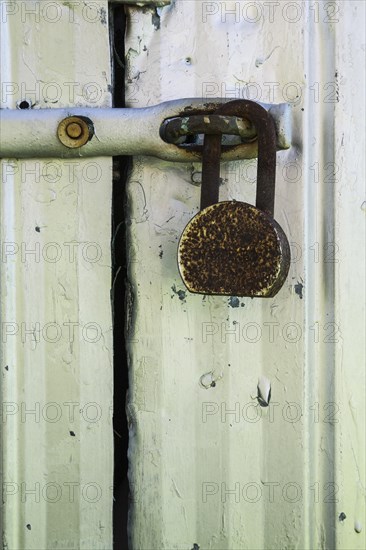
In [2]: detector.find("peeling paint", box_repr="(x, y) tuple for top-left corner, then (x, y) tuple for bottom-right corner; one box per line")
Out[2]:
(100, 7), (107, 26)
(294, 281), (304, 299)
(171, 478), (182, 499)
(228, 296), (240, 308)
(151, 7), (161, 30)
(171, 284), (187, 302)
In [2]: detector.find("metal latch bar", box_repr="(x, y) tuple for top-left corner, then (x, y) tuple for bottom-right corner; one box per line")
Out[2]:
(0, 99), (291, 162)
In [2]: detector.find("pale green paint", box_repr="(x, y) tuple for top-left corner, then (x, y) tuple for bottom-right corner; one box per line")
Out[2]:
(125, 1), (365, 549)
(0, 1), (113, 548)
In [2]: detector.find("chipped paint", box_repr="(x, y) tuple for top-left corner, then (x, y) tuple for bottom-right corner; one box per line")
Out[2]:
(151, 7), (161, 31)
(199, 371), (217, 389)
(171, 284), (187, 302)
(257, 375), (271, 407)
(294, 281), (304, 299)
(228, 296), (240, 308)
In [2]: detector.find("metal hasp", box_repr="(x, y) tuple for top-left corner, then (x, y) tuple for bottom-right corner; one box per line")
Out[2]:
(0, 99), (291, 161)
(160, 114), (257, 144)
(177, 99), (291, 298)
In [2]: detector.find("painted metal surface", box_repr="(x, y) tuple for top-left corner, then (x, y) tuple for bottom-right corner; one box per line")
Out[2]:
(0, 1), (113, 548)
(0, 1), (364, 549)
(125, 1), (365, 549)
(0, 100), (291, 160)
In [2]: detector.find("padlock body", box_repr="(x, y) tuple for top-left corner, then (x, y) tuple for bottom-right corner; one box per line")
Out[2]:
(178, 201), (290, 297)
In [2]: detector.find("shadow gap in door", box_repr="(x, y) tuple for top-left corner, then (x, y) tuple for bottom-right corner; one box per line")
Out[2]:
(110, 4), (130, 548)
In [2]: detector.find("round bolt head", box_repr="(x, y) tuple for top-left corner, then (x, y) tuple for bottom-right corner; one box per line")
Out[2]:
(66, 122), (83, 139)
(57, 116), (94, 148)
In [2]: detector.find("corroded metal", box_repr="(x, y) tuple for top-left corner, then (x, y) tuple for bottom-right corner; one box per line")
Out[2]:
(160, 114), (256, 144)
(178, 99), (291, 298)
(57, 116), (94, 149)
(216, 99), (277, 217)
(178, 202), (290, 297)
(200, 133), (222, 210)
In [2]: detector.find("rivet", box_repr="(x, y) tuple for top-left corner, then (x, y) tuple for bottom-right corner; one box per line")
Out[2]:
(66, 122), (83, 139)
(57, 116), (94, 149)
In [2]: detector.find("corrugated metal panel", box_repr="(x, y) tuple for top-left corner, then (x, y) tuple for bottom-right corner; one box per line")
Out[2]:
(125, 1), (365, 549)
(1, 1), (364, 549)
(0, 1), (113, 548)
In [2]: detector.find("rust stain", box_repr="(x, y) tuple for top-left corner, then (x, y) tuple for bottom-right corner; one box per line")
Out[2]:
(178, 202), (290, 297)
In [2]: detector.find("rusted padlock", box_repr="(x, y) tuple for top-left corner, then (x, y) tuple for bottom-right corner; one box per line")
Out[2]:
(178, 99), (290, 297)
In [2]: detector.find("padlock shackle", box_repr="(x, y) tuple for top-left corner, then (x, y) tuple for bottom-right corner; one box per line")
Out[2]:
(216, 100), (277, 217)
(200, 134), (222, 210)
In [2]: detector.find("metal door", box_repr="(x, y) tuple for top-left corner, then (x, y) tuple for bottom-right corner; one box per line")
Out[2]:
(124, 1), (365, 549)
(1, 1), (365, 549)
(1, 1), (113, 548)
